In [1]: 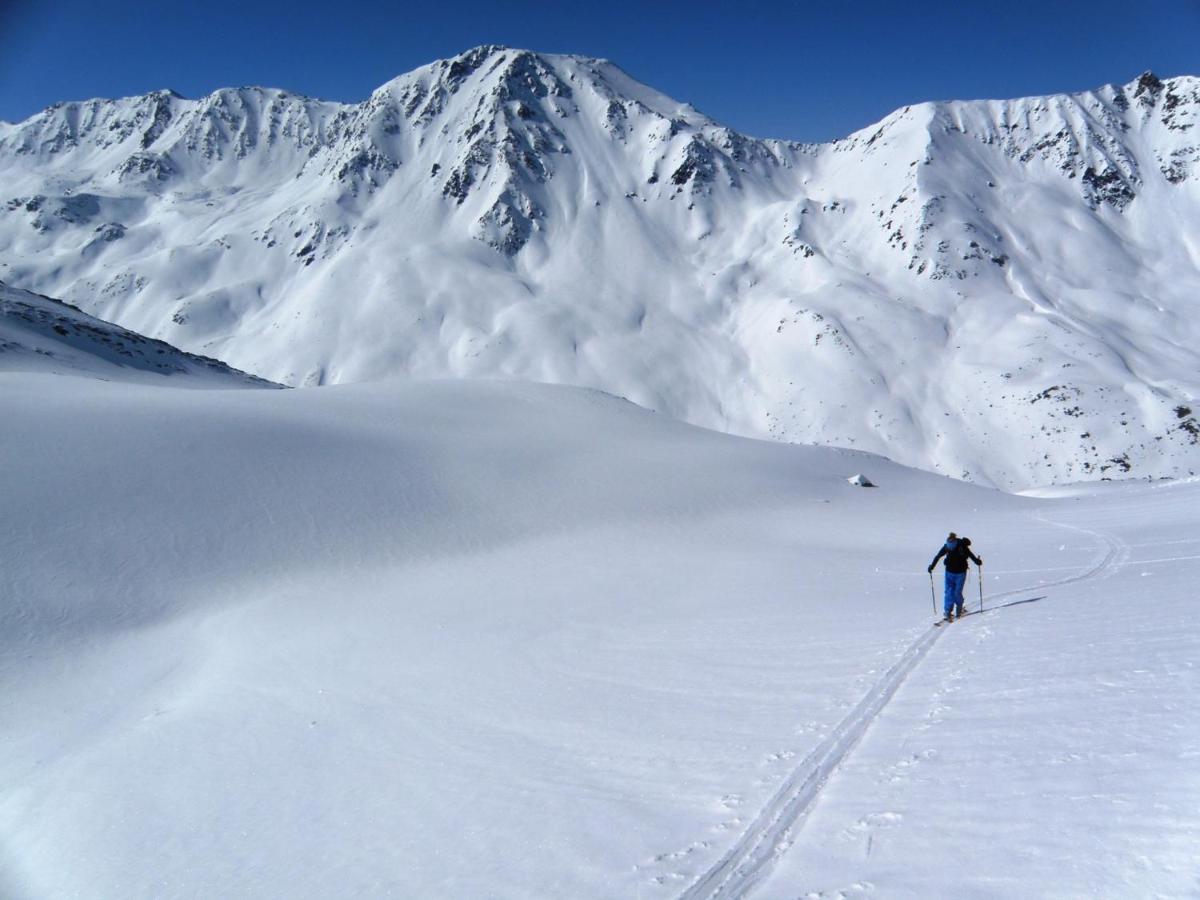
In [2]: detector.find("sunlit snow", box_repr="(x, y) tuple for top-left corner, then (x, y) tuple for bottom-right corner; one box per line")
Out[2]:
(1, 50), (1197, 487)
(1, 46), (1198, 900)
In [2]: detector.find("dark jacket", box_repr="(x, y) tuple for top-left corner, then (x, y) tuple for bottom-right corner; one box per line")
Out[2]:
(930, 538), (981, 574)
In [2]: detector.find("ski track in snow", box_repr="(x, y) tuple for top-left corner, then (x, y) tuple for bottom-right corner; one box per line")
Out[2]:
(676, 513), (1125, 900)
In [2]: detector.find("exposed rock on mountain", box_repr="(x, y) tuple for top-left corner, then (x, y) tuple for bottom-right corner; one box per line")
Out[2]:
(0, 47), (1196, 486)
(0, 281), (277, 386)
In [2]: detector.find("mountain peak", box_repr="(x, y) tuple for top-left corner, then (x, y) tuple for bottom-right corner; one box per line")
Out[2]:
(1133, 70), (1164, 97)
(2, 57), (1199, 486)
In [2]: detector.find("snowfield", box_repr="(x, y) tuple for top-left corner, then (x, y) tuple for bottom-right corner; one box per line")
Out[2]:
(1, 368), (1196, 898)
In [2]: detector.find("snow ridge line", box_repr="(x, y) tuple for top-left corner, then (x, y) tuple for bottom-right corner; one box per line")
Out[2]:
(678, 516), (1123, 900)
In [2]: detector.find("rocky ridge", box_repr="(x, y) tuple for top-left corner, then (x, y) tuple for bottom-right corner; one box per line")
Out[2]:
(0, 47), (1197, 487)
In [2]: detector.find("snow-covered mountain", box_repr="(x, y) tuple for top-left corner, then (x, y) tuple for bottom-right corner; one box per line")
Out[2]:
(1, 48), (1197, 487)
(0, 280), (276, 386)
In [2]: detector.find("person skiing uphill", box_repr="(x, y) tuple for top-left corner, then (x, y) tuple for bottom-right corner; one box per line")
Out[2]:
(928, 532), (982, 622)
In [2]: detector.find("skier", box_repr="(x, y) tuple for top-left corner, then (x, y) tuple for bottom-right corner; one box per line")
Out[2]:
(927, 532), (982, 622)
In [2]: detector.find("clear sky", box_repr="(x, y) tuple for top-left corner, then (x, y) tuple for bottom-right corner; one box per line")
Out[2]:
(2, 0), (1197, 142)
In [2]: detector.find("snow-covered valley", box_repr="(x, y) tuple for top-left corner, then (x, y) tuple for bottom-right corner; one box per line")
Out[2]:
(1, 47), (1197, 487)
(1, 359), (1196, 897)
(2, 44), (1199, 898)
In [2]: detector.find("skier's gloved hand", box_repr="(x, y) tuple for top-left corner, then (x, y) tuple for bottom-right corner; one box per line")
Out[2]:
(977, 557), (983, 565)
(926, 564), (934, 573)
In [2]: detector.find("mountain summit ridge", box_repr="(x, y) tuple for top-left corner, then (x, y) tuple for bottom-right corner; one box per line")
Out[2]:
(1, 47), (1197, 487)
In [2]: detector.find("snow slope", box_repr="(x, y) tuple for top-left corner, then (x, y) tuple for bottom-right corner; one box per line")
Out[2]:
(754, 480), (1200, 899)
(1, 50), (1197, 487)
(2, 372), (1195, 897)
(0, 280), (276, 386)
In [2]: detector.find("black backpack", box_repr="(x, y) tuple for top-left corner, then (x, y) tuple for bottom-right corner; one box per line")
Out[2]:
(946, 537), (972, 568)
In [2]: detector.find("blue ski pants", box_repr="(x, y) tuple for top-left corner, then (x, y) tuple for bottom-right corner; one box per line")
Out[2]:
(944, 570), (967, 615)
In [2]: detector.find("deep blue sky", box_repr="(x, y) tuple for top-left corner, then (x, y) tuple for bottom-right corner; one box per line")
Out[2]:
(2, 0), (1197, 142)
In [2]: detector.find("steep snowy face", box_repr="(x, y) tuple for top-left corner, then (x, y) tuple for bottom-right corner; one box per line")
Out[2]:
(0, 87), (338, 185)
(0, 49), (1197, 487)
(347, 46), (793, 252)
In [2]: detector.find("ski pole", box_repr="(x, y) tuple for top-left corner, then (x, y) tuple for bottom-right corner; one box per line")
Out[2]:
(929, 571), (937, 617)
(978, 564), (984, 614)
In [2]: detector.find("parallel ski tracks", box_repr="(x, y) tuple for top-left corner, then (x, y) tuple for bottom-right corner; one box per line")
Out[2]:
(678, 517), (1124, 900)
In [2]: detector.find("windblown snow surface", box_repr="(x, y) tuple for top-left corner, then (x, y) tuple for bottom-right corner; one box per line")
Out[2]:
(1, 364), (1197, 897)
